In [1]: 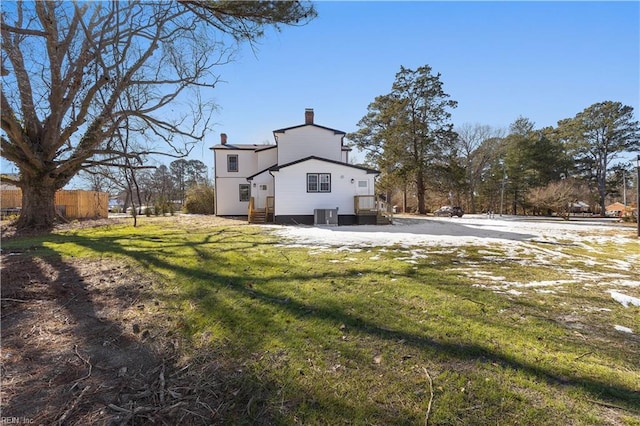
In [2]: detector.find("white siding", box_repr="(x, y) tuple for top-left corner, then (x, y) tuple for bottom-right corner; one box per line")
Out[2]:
(273, 159), (376, 216)
(257, 146), (277, 171)
(213, 147), (263, 215)
(215, 177), (250, 216)
(214, 149), (259, 178)
(276, 126), (343, 165)
(249, 171), (275, 209)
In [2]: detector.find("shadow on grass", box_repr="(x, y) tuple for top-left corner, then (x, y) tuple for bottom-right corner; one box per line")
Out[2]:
(3, 226), (638, 423)
(0, 250), (170, 424)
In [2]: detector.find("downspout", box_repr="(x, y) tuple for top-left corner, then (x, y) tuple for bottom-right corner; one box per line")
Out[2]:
(269, 169), (276, 222)
(209, 146), (218, 215)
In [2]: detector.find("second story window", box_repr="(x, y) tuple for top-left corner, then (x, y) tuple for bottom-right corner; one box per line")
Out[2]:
(227, 154), (238, 172)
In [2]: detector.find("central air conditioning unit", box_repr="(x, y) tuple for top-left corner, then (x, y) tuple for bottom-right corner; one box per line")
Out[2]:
(314, 208), (338, 226)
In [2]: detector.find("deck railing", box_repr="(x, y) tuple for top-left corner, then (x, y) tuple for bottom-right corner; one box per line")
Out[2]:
(354, 195), (376, 213)
(354, 195), (393, 223)
(249, 196), (275, 223)
(248, 197), (255, 223)
(266, 196), (274, 220)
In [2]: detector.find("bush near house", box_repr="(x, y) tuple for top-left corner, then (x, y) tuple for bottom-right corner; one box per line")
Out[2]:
(183, 184), (215, 214)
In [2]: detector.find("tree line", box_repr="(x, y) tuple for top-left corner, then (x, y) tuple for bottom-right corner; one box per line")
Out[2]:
(81, 158), (211, 216)
(2, 0), (637, 230)
(348, 65), (640, 217)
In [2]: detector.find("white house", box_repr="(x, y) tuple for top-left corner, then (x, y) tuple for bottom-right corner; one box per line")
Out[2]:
(211, 109), (389, 225)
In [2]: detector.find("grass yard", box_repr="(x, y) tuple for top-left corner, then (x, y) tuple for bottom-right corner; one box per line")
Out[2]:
(1, 216), (639, 425)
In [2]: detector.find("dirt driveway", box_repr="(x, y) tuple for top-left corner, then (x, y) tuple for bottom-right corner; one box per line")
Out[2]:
(271, 213), (634, 247)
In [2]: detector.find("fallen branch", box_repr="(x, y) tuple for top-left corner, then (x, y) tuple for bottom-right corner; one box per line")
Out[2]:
(574, 351), (593, 361)
(57, 385), (91, 425)
(280, 250), (291, 264)
(54, 294), (79, 312)
(423, 367), (434, 426)
(0, 298), (29, 303)
(160, 401), (189, 414)
(587, 399), (634, 412)
(107, 403), (131, 414)
(159, 362), (166, 404)
(107, 403), (155, 415)
(73, 345), (92, 382)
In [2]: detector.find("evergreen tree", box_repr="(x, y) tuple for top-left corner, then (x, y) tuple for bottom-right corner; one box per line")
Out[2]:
(348, 65), (457, 214)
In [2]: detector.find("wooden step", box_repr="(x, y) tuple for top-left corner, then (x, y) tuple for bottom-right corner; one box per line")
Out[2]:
(249, 211), (267, 224)
(376, 215), (392, 225)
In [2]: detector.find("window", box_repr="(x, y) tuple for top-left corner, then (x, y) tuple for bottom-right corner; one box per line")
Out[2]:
(358, 180), (368, 188)
(239, 184), (250, 202)
(259, 184), (267, 191)
(227, 155), (238, 172)
(307, 173), (331, 193)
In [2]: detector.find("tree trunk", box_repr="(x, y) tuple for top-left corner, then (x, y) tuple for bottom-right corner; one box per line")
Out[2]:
(16, 182), (59, 231)
(598, 174), (607, 217)
(469, 185), (477, 214)
(403, 186), (407, 213)
(416, 174), (426, 215)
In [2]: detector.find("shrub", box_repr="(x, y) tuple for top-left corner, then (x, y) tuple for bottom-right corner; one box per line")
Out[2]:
(183, 184), (215, 214)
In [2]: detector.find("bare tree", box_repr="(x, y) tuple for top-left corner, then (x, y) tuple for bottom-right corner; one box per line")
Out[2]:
(527, 178), (589, 220)
(1, 0), (315, 230)
(455, 123), (505, 213)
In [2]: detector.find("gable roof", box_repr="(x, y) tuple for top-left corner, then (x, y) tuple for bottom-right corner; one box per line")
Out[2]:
(273, 123), (346, 136)
(210, 144), (276, 151)
(270, 156), (379, 175)
(246, 164), (278, 181)
(606, 202), (626, 211)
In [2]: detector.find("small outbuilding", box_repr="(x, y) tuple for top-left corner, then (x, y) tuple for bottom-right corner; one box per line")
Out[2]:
(605, 202), (626, 218)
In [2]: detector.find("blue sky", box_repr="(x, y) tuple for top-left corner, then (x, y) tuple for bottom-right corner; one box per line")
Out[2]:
(192, 0), (638, 165)
(2, 1), (638, 179)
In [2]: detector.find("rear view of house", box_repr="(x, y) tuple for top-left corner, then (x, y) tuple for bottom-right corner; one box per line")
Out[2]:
(211, 109), (390, 225)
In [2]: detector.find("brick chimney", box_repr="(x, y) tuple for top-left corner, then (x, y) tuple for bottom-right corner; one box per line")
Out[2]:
(220, 133), (227, 145)
(305, 108), (314, 125)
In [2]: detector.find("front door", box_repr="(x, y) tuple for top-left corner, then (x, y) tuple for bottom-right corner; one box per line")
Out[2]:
(255, 184), (268, 209)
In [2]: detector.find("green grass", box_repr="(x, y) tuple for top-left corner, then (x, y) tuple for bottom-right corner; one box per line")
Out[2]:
(3, 217), (639, 425)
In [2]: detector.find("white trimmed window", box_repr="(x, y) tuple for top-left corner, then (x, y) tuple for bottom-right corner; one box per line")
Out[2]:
(227, 155), (238, 172)
(239, 184), (250, 202)
(307, 173), (331, 193)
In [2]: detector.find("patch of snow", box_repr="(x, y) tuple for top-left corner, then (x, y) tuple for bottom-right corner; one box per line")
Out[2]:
(269, 216), (638, 297)
(614, 325), (633, 334)
(514, 280), (576, 288)
(610, 279), (640, 288)
(609, 291), (640, 307)
(583, 307), (612, 312)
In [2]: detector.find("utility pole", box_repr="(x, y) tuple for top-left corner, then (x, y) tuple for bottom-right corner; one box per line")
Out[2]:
(636, 155), (639, 238)
(499, 160), (506, 216)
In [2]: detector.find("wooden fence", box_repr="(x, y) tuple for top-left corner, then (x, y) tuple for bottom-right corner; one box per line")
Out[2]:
(1, 189), (108, 220)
